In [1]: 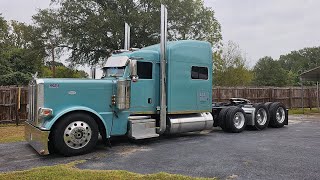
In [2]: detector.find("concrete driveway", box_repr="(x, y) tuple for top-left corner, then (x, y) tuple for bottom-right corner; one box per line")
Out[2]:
(0, 115), (320, 180)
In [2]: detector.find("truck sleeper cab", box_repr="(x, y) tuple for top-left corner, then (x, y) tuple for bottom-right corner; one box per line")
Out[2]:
(25, 41), (214, 156)
(25, 40), (288, 156)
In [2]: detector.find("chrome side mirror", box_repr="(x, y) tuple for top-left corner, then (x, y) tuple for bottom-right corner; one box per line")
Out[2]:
(129, 60), (139, 82)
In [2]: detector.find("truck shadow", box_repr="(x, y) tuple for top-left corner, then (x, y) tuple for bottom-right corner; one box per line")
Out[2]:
(40, 129), (226, 158)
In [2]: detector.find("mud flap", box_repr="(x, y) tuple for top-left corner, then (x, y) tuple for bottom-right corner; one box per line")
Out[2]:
(284, 109), (289, 125)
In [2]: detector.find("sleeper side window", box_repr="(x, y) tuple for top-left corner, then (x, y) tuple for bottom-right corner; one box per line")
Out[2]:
(137, 62), (153, 79)
(191, 66), (208, 80)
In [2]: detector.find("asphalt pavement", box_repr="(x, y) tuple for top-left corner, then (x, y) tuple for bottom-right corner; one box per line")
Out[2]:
(0, 115), (320, 180)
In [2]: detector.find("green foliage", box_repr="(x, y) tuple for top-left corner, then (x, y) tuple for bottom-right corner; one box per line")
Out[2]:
(0, 72), (32, 86)
(253, 56), (289, 86)
(253, 47), (320, 87)
(0, 59), (12, 75)
(2, 47), (42, 74)
(32, 9), (65, 63)
(41, 66), (88, 78)
(0, 15), (87, 85)
(34, 0), (222, 66)
(213, 41), (253, 86)
(278, 47), (320, 85)
(0, 15), (47, 85)
(0, 15), (10, 51)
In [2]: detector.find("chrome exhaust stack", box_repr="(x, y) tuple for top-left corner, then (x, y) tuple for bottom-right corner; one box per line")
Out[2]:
(91, 66), (96, 79)
(124, 23), (130, 50)
(158, 4), (168, 134)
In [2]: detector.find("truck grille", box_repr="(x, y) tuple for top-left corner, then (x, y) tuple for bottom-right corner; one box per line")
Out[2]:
(28, 80), (38, 124)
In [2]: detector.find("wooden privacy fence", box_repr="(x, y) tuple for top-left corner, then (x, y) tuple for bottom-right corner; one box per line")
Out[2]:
(213, 87), (319, 109)
(0, 86), (28, 124)
(0, 86), (319, 124)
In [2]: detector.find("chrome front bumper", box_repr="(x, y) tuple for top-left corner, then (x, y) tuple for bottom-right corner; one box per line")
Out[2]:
(24, 122), (50, 155)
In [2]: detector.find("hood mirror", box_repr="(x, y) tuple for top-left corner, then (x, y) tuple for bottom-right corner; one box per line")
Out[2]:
(130, 60), (139, 82)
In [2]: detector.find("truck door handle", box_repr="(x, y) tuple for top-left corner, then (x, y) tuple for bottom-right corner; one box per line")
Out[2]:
(148, 98), (152, 104)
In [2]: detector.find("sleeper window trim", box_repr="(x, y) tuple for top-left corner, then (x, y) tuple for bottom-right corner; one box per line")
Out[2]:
(191, 66), (208, 80)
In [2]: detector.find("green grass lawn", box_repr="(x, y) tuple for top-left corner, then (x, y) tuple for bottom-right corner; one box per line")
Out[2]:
(0, 161), (215, 180)
(0, 124), (25, 143)
(289, 108), (320, 115)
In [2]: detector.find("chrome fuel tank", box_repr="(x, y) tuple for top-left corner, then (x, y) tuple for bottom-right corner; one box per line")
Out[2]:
(166, 112), (213, 134)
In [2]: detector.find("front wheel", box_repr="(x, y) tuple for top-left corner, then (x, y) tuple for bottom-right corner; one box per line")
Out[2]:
(52, 112), (99, 156)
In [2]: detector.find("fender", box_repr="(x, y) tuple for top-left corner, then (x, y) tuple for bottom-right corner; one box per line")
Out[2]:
(44, 106), (111, 138)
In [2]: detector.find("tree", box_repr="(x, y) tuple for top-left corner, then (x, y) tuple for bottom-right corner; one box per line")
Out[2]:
(0, 16), (47, 85)
(0, 72), (31, 86)
(41, 62), (88, 78)
(0, 15), (11, 76)
(213, 41), (253, 86)
(0, 16), (9, 50)
(34, 0), (222, 66)
(278, 47), (320, 85)
(253, 56), (288, 87)
(33, 9), (65, 77)
(0, 14), (91, 86)
(0, 19), (46, 74)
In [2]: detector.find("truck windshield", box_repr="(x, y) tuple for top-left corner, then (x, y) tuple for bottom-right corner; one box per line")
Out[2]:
(102, 67), (125, 78)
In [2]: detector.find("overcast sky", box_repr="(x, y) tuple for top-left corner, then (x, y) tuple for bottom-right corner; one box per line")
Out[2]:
(1, 0), (320, 70)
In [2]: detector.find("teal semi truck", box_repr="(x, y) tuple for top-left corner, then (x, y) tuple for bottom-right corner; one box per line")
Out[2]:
(25, 5), (288, 156)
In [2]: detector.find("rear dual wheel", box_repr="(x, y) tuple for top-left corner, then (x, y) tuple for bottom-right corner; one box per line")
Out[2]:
(253, 103), (270, 130)
(268, 102), (287, 128)
(219, 107), (246, 133)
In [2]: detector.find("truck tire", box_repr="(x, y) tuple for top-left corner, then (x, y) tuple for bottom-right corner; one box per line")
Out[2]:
(269, 102), (287, 128)
(225, 107), (246, 133)
(52, 112), (99, 156)
(264, 102), (273, 109)
(218, 107), (232, 132)
(253, 103), (270, 130)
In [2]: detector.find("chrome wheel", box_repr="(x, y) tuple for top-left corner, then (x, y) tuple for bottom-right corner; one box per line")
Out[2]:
(276, 107), (285, 123)
(64, 121), (92, 150)
(256, 108), (267, 126)
(233, 112), (245, 129)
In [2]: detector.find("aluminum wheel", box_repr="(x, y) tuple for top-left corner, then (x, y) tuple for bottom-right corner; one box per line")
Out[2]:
(256, 108), (267, 126)
(64, 121), (92, 150)
(276, 107), (285, 123)
(233, 112), (245, 129)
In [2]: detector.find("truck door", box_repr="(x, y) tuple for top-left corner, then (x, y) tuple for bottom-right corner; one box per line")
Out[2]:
(130, 61), (158, 114)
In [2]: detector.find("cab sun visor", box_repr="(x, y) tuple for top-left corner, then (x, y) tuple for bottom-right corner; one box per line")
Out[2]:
(104, 56), (129, 68)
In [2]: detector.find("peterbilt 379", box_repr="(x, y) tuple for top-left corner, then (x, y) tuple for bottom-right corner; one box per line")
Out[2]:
(25, 5), (288, 156)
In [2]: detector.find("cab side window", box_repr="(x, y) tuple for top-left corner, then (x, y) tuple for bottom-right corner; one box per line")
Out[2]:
(191, 66), (208, 80)
(137, 62), (153, 79)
